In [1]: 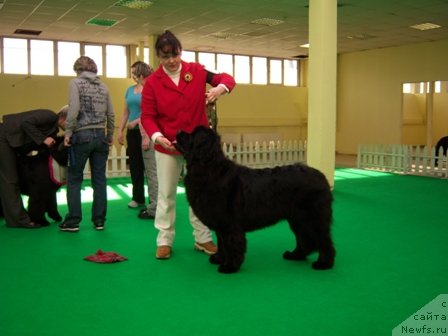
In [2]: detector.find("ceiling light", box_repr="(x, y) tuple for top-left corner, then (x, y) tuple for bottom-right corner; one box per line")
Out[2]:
(410, 22), (441, 31)
(209, 32), (239, 39)
(250, 18), (284, 27)
(346, 34), (376, 40)
(300, 43), (309, 48)
(86, 18), (118, 27)
(115, 0), (154, 9)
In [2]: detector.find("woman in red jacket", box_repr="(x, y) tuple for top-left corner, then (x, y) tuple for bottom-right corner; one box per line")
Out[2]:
(141, 30), (236, 259)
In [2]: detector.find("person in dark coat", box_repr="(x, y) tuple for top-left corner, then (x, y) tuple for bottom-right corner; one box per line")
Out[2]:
(0, 108), (67, 228)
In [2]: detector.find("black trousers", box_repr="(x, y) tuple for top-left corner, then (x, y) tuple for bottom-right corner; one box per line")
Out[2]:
(126, 129), (145, 204)
(0, 123), (31, 226)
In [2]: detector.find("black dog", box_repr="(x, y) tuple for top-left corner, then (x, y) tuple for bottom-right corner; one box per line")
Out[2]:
(16, 136), (68, 226)
(435, 136), (448, 166)
(175, 126), (336, 274)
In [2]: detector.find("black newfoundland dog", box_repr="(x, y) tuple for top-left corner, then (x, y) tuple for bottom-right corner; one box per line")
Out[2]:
(17, 136), (68, 226)
(175, 126), (336, 274)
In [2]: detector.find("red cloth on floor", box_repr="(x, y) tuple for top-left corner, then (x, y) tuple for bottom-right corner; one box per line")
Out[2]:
(84, 250), (127, 263)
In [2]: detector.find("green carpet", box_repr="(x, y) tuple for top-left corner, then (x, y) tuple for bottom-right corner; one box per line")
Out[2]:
(1, 169), (447, 336)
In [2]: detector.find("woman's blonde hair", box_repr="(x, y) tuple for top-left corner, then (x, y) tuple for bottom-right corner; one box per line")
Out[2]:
(73, 56), (98, 75)
(131, 61), (153, 78)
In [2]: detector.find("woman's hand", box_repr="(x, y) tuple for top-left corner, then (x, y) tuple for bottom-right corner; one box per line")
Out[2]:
(117, 131), (124, 145)
(141, 134), (150, 151)
(205, 85), (226, 104)
(155, 135), (176, 152)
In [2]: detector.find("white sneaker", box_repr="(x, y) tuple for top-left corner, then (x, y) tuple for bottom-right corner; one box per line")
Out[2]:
(128, 200), (143, 208)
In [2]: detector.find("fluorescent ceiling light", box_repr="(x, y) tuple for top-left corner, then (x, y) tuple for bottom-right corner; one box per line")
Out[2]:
(209, 32), (239, 39)
(115, 0), (154, 9)
(250, 18), (284, 27)
(346, 34), (376, 40)
(410, 22), (442, 31)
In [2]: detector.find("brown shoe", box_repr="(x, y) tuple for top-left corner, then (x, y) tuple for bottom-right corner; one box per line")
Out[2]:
(194, 241), (217, 255)
(155, 246), (171, 259)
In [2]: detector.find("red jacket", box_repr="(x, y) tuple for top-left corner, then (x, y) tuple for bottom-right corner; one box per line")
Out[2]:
(141, 61), (235, 154)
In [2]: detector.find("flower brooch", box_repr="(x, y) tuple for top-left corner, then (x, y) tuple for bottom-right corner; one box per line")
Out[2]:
(184, 72), (193, 82)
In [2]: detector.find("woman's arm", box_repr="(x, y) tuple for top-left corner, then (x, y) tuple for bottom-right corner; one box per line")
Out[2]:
(205, 70), (236, 104)
(118, 105), (130, 145)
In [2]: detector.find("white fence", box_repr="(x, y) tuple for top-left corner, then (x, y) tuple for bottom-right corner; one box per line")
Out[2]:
(84, 140), (307, 178)
(84, 145), (128, 178)
(357, 144), (448, 178)
(222, 140), (307, 168)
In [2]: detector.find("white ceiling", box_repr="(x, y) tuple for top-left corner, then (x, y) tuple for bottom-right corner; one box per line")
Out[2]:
(0, 0), (447, 59)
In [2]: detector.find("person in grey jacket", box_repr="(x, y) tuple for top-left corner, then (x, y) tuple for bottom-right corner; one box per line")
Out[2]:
(59, 56), (114, 232)
(0, 108), (67, 228)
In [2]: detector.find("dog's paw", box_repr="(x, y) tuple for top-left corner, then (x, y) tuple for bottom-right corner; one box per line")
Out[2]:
(312, 260), (334, 270)
(209, 254), (222, 265)
(218, 264), (240, 274)
(49, 213), (62, 222)
(283, 250), (307, 261)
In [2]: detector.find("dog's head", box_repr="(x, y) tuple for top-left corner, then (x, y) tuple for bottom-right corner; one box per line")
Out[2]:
(175, 126), (222, 165)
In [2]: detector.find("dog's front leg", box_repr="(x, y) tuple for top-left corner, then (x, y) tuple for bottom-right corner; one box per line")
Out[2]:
(216, 230), (246, 274)
(47, 188), (62, 222)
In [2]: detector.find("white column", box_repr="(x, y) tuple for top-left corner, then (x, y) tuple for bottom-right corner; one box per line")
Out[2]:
(148, 35), (158, 70)
(138, 41), (145, 61)
(426, 81), (434, 148)
(307, 0), (337, 187)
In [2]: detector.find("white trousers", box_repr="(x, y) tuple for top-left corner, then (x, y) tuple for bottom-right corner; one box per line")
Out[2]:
(154, 151), (212, 247)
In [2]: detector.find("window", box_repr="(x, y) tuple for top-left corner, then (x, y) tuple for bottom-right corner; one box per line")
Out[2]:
(58, 41), (80, 76)
(420, 82), (428, 94)
(252, 57), (267, 85)
(3, 38), (28, 74)
(106, 45), (127, 78)
(136, 46), (150, 65)
(234, 55), (250, 84)
(30, 40), (54, 75)
(284, 60), (298, 86)
(217, 53), (233, 76)
(84, 45), (103, 76)
(182, 50), (196, 62)
(0, 37), (301, 86)
(269, 59), (282, 84)
(402, 83), (412, 93)
(198, 52), (216, 71)
(143, 47), (150, 65)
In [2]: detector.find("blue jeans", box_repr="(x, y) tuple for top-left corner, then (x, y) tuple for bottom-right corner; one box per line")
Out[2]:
(64, 129), (109, 225)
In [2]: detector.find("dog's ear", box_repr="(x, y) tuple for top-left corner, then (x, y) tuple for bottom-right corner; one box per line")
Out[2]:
(191, 126), (222, 164)
(175, 130), (193, 155)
